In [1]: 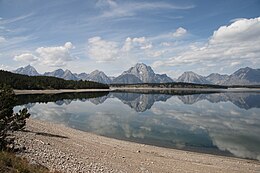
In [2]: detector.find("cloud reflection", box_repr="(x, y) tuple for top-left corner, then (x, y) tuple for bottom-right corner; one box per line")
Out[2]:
(15, 92), (260, 160)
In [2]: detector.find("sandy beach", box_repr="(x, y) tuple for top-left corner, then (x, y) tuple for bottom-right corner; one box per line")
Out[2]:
(14, 119), (260, 173)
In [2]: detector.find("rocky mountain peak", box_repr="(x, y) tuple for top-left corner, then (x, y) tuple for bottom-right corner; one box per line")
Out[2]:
(90, 70), (103, 75)
(44, 69), (65, 78)
(206, 73), (229, 85)
(62, 69), (78, 80)
(86, 70), (111, 84)
(224, 67), (260, 85)
(121, 63), (170, 83)
(13, 64), (39, 76)
(177, 71), (210, 84)
(55, 69), (65, 73)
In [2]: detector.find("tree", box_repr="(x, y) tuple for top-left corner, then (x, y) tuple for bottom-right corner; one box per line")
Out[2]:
(0, 70), (109, 90)
(0, 85), (30, 151)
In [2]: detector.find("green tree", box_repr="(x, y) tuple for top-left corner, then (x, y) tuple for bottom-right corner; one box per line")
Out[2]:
(0, 85), (30, 151)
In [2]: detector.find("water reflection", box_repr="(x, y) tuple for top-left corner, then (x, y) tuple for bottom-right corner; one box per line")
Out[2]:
(178, 92), (260, 109)
(15, 91), (260, 161)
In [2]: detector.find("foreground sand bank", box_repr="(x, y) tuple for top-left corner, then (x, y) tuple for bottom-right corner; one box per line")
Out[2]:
(15, 119), (260, 173)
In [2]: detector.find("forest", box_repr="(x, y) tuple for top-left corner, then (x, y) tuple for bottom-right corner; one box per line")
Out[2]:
(0, 70), (109, 90)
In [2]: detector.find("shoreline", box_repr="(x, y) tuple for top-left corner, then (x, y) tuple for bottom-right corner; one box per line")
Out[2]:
(15, 119), (260, 173)
(14, 87), (260, 95)
(111, 87), (260, 92)
(14, 89), (112, 95)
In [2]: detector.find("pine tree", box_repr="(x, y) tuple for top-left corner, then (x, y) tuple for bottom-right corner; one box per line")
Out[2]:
(0, 85), (30, 151)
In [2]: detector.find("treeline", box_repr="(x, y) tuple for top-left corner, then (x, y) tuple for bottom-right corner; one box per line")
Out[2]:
(110, 82), (228, 89)
(0, 70), (109, 90)
(15, 92), (109, 106)
(228, 85), (260, 88)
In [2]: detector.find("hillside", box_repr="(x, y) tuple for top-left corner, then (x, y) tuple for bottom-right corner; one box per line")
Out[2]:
(0, 70), (109, 90)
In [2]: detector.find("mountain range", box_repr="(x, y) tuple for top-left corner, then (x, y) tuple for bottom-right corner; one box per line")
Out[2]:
(13, 63), (260, 85)
(177, 67), (260, 85)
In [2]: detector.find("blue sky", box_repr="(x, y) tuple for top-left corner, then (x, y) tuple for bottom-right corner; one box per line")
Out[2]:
(0, 0), (259, 77)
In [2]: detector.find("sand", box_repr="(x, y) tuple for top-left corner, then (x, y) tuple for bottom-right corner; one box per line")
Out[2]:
(14, 119), (260, 173)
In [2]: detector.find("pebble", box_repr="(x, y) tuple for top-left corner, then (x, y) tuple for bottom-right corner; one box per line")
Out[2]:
(14, 131), (115, 173)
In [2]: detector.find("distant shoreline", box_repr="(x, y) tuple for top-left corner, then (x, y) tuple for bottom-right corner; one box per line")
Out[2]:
(111, 87), (260, 92)
(14, 87), (260, 95)
(14, 89), (112, 95)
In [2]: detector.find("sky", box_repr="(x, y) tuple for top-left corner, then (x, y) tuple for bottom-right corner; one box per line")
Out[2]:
(0, 0), (260, 77)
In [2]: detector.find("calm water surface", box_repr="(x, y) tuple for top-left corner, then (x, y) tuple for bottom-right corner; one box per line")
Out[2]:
(14, 91), (260, 161)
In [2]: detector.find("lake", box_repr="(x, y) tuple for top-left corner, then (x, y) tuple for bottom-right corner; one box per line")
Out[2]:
(14, 90), (260, 161)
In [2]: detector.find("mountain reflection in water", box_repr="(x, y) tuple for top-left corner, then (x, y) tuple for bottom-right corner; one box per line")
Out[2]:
(15, 91), (260, 161)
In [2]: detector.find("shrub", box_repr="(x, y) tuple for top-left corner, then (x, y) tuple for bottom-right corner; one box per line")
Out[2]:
(0, 151), (61, 173)
(0, 85), (30, 151)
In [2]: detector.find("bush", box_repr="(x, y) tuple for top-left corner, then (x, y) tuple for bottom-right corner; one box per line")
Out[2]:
(0, 85), (30, 151)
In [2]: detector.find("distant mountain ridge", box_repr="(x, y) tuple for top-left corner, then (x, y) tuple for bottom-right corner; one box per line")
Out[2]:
(86, 70), (112, 84)
(206, 73), (229, 85)
(13, 65), (39, 76)
(12, 64), (260, 85)
(44, 69), (78, 81)
(176, 67), (260, 85)
(177, 71), (211, 84)
(113, 63), (174, 84)
(223, 67), (260, 85)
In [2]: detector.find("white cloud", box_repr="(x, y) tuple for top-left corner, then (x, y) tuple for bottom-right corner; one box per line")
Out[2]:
(86, 36), (157, 68)
(229, 18), (246, 23)
(35, 42), (75, 67)
(87, 36), (154, 63)
(152, 60), (164, 68)
(96, 0), (118, 8)
(0, 64), (10, 70)
(0, 13), (34, 25)
(161, 42), (171, 46)
(14, 53), (38, 62)
(87, 37), (119, 62)
(150, 50), (165, 57)
(64, 42), (73, 49)
(153, 17), (260, 75)
(230, 61), (241, 67)
(140, 43), (153, 50)
(122, 36), (152, 51)
(97, 1), (194, 19)
(121, 37), (133, 52)
(0, 36), (6, 43)
(210, 17), (260, 44)
(172, 27), (187, 37)
(132, 37), (146, 44)
(13, 42), (75, 67)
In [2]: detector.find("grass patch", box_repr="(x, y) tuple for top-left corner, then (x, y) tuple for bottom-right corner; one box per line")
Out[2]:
(0, 151), (60, 173)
